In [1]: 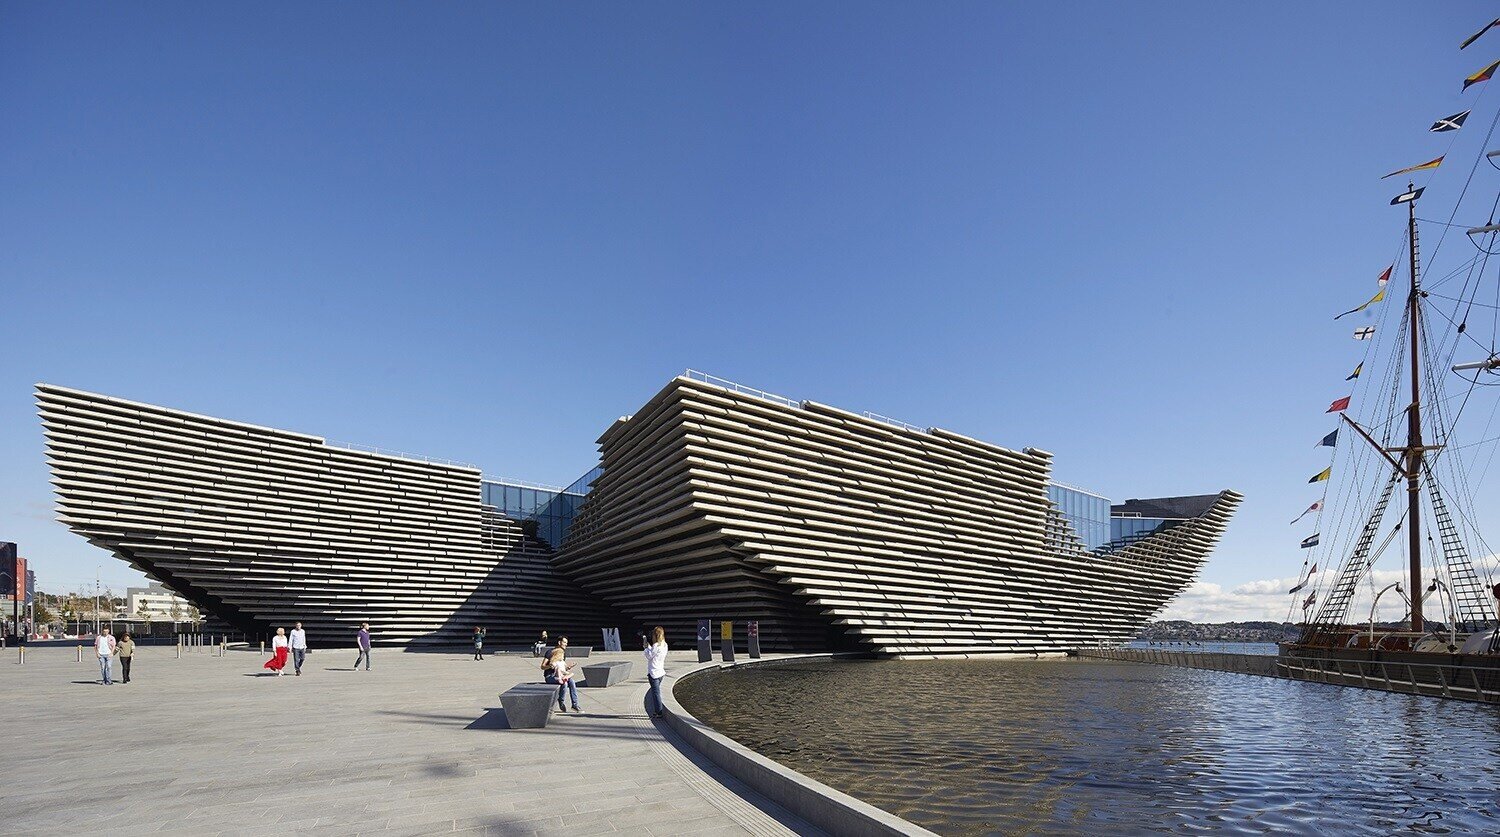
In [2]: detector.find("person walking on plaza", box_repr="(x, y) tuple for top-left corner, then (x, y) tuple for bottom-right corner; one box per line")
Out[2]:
(544, 645), (581, 713)
(95, 629), (116, 685)
(263, 627), (289, 675)
(114, 631), (136, 684)
(644, 625), (668, 718)
(289, 621), (308, 676)
(473, 626), (485, 661)
(354, 622), (371, 671)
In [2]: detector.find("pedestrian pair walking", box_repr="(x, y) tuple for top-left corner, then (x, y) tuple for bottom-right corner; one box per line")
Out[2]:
(262, 622), (310, 675)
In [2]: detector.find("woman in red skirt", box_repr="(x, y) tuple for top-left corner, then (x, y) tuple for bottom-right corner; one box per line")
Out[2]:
(264, 627), (289, 676)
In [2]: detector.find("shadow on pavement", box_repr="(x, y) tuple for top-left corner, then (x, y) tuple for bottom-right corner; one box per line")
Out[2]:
(464, 708), (512, 730)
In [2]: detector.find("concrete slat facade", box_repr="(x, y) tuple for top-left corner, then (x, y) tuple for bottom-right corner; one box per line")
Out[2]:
(37, 384), (622, 647)
(554, 377), (1242, 656)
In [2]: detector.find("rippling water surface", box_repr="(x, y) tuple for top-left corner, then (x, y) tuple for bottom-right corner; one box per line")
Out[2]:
(675, 657), (1500, 835)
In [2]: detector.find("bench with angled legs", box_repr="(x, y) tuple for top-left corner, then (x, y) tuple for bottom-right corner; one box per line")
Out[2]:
(580, 660), (633, 687)
(498, 683), (561, 728)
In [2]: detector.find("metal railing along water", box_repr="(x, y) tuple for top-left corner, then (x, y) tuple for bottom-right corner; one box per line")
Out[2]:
(1079, 647), (1499, 704)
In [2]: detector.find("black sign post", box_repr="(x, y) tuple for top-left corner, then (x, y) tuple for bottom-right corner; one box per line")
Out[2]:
(696, 618), (711, 662)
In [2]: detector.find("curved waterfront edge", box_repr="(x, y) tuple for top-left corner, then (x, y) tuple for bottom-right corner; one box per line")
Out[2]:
(664, 656), (937, 837)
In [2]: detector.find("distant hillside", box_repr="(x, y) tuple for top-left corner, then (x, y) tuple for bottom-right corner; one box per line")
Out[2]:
(1138, 620), (1300, 643)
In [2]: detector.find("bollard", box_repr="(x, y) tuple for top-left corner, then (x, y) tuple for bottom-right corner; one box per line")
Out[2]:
(259, 640), (265, 655)
(176, 638), (181, 659)
(18, 645), (24, 665)
(747, 620), (761, 659)
(76, 645), (82, 663)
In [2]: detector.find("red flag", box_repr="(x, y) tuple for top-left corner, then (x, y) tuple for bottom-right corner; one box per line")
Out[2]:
(1377, 266), (1391, 286)
(1465, 59), (1500, 91)
(1309, 564), (1317, 574)
(1327, 396), (1351, 413)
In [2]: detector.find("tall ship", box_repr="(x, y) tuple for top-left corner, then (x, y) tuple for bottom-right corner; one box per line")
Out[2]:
(1281, 18), (1500, 690)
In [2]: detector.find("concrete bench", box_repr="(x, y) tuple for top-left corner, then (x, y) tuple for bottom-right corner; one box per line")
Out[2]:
(499, 684), (560, 729)
(569, 646), (592, 658)
(581, 660), (633, 688)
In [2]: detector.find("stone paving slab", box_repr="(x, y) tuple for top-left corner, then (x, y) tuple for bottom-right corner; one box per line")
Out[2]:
(0, 646), (816, 836)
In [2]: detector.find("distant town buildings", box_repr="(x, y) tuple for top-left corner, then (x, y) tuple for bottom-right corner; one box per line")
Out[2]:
(126, 582), (192, 620)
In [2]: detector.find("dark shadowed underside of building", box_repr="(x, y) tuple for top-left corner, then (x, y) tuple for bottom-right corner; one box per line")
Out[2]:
(36, 376), (1240, 654)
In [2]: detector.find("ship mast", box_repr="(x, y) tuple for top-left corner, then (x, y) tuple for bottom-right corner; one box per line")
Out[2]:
(1403, 182), (1426, 632)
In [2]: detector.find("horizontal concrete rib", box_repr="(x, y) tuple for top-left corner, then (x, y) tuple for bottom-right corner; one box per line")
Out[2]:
(555, 376), (1241, 655)
(36, 383), (623, 647)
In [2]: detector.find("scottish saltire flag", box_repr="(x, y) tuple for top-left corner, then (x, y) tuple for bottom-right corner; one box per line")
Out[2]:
(1383, 155), (1444, 179)
(1309, 467), (1331, 483)
(1461, 18), (1499, 50)
(1430, 110), (1470, 132)
(1301, 534), (1320, 548)
(1391, 187), (1424, 205)
(1377, 266), (1391, 286)
(1464, 58), (1499, 91)
(1346, 362), (1363, 381)
(1327, 396), (1351, 413)
(1319, 429), (1338, 447)
(1290, 501), (1322, 525)
(1335, 287), (1386, 319)
(1354, 326), (1376, 340)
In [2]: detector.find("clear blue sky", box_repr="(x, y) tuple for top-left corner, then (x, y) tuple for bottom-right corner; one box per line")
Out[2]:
(4, 3), (1498, 615)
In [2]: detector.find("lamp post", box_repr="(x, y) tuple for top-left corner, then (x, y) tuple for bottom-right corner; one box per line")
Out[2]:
(1368, 583), (1406, 648)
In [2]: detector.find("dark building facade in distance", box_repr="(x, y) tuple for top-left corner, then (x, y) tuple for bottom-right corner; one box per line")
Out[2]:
(38, 374), (1240, 655)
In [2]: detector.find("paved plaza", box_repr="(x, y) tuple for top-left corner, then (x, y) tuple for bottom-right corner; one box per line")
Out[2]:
(0, 644), (816, 836)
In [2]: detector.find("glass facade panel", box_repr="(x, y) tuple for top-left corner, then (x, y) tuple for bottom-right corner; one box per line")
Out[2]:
(1047, 483), (1110, 550)
(482, 464), (604, 550)
(1106, 516), (1182, 550)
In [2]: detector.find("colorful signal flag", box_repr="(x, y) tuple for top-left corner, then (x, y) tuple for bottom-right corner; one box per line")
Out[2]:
(1464, 59), (1499, 91)
(1290, 501), (1322, 525)
(1382, 155), (1444, 179)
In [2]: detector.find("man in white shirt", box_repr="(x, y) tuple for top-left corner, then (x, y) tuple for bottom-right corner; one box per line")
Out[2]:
(289, 622), (308, 676)
(94, 630), (116, 685)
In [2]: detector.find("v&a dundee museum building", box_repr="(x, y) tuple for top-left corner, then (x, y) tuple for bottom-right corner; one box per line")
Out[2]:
(36, 373), (1240, 656)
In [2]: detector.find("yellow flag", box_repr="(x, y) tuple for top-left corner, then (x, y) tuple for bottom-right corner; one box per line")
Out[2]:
(1335, 287), (1386, 320)
(1308, 467), (1331, 484)
(1382, 155), (1443, 179)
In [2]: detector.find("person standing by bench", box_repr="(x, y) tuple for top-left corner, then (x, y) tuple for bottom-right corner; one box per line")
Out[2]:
(644, 625), (668, 718)
(544, 644), (581, 713)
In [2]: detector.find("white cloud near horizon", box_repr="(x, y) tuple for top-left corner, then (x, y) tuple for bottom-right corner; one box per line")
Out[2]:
(1159, 554), (1500, 623)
